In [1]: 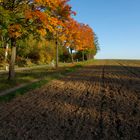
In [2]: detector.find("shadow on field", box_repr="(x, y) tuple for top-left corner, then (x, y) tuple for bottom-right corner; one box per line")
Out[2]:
(0, 66), (74, 92)
(0, 64), (140, 139)
(62, 65), (140, 89)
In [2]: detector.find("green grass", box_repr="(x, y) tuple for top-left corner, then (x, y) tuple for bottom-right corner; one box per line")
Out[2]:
(0, 62), (87, 102)
(0, 60), (96, 91)
(0, 60), (98, 102)
(0, 75), (56, 102)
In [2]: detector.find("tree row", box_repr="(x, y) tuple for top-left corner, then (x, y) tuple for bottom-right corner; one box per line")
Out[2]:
(0, 0), (99, 79)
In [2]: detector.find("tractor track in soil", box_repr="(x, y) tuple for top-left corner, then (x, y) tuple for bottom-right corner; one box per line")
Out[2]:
(0, 60), (140, 140)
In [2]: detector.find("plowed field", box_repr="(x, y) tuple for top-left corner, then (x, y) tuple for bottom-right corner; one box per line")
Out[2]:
(0, 60), (140, 140)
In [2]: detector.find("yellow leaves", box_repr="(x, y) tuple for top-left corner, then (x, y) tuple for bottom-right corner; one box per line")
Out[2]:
(34, 0), (59, 10)
(8, 24), (22, 38)
(38, 28), (46, 36)
(48, 17), (64, 30)
(48, 17), (59, 27)
(35, 0), (42, 3)
(59, 34), (66, 42)
(47, 25), (55, 33)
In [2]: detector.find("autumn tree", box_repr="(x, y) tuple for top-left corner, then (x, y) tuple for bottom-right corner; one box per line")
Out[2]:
(65, 22), (95, 62)
(0, 0), (99, 80)
(0, 0), (75, 78)
(64, 18), (80, 63)
(0, 1), (26, 79)
(25, 0), (76, 68)
(0, 0), (53, 79)
(76, 24), (95, 61)
(46, 0), (76, 68)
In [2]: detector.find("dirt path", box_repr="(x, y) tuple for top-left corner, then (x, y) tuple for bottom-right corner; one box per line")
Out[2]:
(0, 60), (140, 140)
(0, 65), (49, 74)
(0, 79), (40, 96)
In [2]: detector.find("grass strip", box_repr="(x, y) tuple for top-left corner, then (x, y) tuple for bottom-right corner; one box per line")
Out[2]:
(0, 64), (83, 102)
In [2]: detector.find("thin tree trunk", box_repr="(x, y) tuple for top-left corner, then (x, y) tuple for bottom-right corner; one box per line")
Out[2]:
(87, 53), (90, 60)
(5, 43), (9, 71)
(70, 48), (74, 63)
(5, 43), (9, 62)
(8, 38), (16, 80)
(55, 39), (58, 69)
(92, 54), (94, 59)
(82, 51), (84, 61)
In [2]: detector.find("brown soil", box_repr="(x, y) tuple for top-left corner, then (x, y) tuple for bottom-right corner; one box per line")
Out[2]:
(0, 60), (140, 140)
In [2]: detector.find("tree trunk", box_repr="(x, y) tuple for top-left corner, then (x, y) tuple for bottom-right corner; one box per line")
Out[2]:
(70, 48), (74, 63)
(92, 54), (94, 59)
(55, 39), (58, 69)
(5, 43), (9, 71)
(87, 53), (90, 60)
(8, 38), (16, 80)
(5, 43), (9, 61)
(82, 51), (85, 61)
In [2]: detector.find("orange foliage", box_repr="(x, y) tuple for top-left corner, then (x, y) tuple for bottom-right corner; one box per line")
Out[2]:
(8, 24), (22, 38)
(64, 18), (80, 48)
(24, 0), (74, 38)
(38, 28), (47, 36)
(77, 24), (94, 51)
(25, 10), (33, 19)
(65, 18), (95, 52)
(7, 0), (94, 53)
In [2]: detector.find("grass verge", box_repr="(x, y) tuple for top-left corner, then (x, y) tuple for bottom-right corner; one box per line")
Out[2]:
(0, 63), (84, 102)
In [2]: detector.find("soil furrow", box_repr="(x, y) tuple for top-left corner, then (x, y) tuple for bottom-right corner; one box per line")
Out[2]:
(0, 60), (140, 140)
